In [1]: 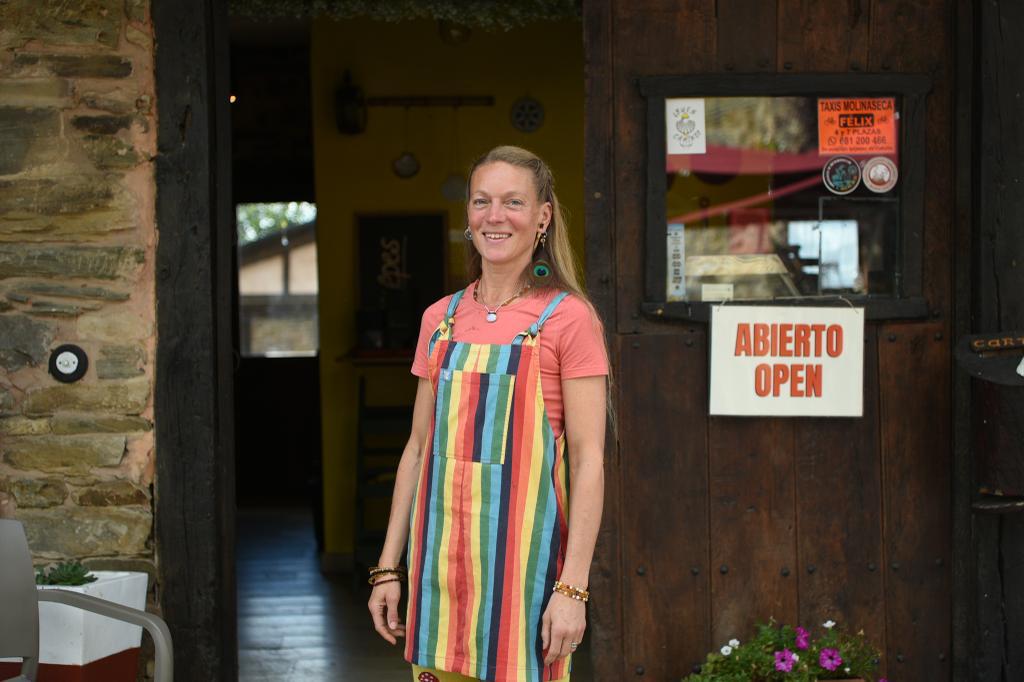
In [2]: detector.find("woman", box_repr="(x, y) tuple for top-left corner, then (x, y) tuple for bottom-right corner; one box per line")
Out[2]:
(368, 145), (608, 682)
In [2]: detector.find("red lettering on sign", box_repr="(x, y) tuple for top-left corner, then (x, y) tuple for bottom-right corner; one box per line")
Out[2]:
(753, 363), (824, 398)
(779, 323), (793, 357)
(791, 364), (805, 395)
(794, 325), (810, 356)
(826, 326), (843, 357)
(754, 323), (770, 355)
(806, 364), (822, 397)
(754, 364), (771, 396)
(732, 322), (844, 357)
(811, 324), (826, 356)
(772, 364), (788, 396)
(734, 325), (752, 356)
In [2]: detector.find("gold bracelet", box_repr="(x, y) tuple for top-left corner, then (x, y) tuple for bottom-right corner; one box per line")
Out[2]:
(368, 565), (407, 585)
(552, 580), (589, 603)
(368, 565), (406, 576)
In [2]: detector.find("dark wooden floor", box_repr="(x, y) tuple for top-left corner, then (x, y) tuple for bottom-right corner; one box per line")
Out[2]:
(236, 506), (594, 681)
(237, 507), (410, 681)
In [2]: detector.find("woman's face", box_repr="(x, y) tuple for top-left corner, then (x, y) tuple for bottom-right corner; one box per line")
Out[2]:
(467, 161), (551, 270)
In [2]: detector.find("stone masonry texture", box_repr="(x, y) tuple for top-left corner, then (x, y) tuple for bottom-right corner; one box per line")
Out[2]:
(0, 0), (158, 575)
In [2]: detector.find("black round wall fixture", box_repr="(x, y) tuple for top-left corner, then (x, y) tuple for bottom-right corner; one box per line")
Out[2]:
(49, 344), (88, 383)
(510, 97), (544, 133)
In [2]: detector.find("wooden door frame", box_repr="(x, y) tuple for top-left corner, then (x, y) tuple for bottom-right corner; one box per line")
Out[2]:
(950, 2), (974, 679)
(582, 0), (623, 678)
(152, 0), (237, 679)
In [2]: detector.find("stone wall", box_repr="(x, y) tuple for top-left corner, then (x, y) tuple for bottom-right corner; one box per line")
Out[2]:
(0, 0), (157, 575)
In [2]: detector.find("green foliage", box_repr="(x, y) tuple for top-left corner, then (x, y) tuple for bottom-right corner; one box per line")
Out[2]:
(230, 0), (580, 29)
(236, 202), (316, 245)
(35, 561), (98, 586)
(684, 620), (884, 682)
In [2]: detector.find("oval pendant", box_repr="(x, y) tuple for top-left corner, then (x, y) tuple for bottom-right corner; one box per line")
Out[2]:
(486, 312), (498, 323)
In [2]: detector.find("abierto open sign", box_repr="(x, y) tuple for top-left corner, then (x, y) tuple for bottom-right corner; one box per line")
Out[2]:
(710, 306), (864, 417)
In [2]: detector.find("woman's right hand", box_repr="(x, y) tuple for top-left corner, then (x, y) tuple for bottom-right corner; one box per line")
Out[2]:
(368, 580), (405, 645)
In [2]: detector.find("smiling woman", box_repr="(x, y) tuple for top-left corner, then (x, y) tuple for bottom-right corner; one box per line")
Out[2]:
(367, 146), (609, 682)
(466, 161), (552, 276)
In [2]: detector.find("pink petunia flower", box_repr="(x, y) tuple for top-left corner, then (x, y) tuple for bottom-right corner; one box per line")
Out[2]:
(819, 647), (843, 671)
(774, 648), (796, 672)
(795, 626), (810, 650)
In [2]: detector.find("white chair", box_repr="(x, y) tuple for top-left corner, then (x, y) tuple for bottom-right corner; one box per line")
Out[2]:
(0, 519), (173, 682)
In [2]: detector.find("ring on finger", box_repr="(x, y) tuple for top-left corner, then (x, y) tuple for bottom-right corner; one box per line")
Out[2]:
(570, 641), (579, 650)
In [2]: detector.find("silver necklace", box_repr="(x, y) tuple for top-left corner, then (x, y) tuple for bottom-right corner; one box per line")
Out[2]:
(474, 280), (529, 323)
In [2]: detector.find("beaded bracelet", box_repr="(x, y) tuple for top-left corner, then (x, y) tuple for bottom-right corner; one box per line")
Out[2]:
(552, 580), (590, 603)
(368, 565), (407, 585)
(369, 565), (406, 575)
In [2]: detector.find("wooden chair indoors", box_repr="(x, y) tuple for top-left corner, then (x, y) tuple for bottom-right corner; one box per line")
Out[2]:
(353, 377), (414, 573)
(0, 520), (173, 682)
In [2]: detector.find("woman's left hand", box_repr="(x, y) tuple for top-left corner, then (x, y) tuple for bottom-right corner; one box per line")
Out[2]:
(541, 592), (587, 664)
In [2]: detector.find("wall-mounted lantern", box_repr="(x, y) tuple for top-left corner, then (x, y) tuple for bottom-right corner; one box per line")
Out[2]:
(334, 70), (367, 135)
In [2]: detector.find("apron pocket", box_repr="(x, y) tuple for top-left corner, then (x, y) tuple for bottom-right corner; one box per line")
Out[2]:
(434, 368), (516, 465)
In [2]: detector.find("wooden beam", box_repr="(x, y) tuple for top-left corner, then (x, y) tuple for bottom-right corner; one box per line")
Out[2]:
(951, 1), (975, 679)
(973, 0), (1024, 677)
(583, 0), (622, 678)
(152, 0), (237, 679)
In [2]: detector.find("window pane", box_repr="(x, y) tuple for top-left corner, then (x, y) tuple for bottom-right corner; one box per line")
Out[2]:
(237, 202), (319, 357)
(664, 96), (900, 302)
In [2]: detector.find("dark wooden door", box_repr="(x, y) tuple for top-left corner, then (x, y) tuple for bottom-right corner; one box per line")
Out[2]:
(584, 2), (954, 680)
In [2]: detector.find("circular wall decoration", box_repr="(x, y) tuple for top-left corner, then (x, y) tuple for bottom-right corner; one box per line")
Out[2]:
(392, 151), (420, 179)
(49, 344), (88, 383)
(862, 156), (898, 193)
(821, 155), (862, 195)
(510, 97), (544, 133)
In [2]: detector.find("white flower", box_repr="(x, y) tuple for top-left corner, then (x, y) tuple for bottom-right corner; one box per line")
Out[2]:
(844, 667), (851, 674)
(720, 645), (733, 656)
(792, 653), (800, 662)
(823, 620), (836, 629)
(729, 639), (740, 647)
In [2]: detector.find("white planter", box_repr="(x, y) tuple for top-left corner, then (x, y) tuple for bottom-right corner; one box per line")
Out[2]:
(34, 571), (148, 665)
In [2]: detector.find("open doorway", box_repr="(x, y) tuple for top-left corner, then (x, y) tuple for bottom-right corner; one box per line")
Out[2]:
(226, 9), (588, 679)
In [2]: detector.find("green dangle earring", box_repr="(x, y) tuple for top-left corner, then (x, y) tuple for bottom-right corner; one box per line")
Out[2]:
(532, 228), (552, 283)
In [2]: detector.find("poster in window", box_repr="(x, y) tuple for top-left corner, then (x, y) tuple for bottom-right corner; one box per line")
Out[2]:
(817, 97), (897, 155)
(665, 98), (706, 155)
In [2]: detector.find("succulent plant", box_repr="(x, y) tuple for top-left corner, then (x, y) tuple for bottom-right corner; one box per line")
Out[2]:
(35, 561), (98, 586)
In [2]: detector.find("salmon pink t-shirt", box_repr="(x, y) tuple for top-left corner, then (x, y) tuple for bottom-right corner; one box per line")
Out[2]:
(411, 281), (608, 438)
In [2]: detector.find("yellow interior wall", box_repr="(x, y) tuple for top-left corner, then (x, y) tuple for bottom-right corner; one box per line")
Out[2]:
(310, 18), (584, 557)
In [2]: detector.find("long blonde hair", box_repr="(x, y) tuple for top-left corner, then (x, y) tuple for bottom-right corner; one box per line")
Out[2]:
(465, 145), (584, 299)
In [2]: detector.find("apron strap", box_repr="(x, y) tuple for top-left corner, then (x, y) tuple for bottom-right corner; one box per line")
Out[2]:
(428, 288), (468, 356)
(445, 288), (467, 320)
(513, 291), (569, 344)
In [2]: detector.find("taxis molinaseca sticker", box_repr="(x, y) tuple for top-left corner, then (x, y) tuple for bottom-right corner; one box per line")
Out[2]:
(818, 98), (897, 155)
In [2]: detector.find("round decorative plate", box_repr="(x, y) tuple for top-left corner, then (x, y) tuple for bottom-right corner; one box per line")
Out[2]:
(510, 97), (544, 133)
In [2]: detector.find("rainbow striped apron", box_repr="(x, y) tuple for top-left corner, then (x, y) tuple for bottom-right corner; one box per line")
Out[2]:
(405, 289), (572, 682)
